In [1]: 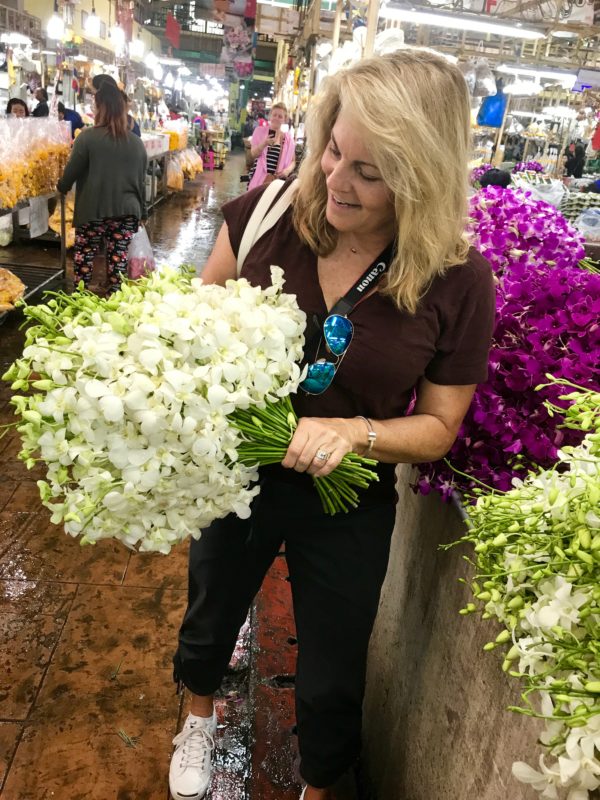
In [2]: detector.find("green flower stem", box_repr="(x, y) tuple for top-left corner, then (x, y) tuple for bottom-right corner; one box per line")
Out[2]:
(230, 396), (379, 515)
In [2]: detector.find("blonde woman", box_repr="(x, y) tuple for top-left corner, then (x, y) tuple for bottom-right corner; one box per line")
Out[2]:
(169, 50), (495, 800)
(247, 102), (296, 189)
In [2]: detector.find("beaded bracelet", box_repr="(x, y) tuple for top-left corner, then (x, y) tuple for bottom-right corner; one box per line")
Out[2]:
(355, 415), (377, 453)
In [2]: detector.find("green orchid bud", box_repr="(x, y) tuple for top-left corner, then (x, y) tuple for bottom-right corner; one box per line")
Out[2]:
(507, 596), (524, 610)
(31, 379), (55, 391)
(584, 682), (600, 693)
(547, 487), (560, 505)
(576, 550), (594, 567)
(502, 659), (512, 672)
(555, 694), (575, 703)
(574, 704), (589, 716)
(22, 409), (43, 425)
(491, 589), (502, 603)
(578, 529), (591, 550)
(505, 644), (520, 661)
(492, 533), (508, 547)
(551, 625), (565, 638)
(476, 591), (492, 602)
(495, 630), (511, 644)
(483, 580), (495, 590)
(474, 542), (488, 554)
(36, 481), (52, 502)
(481, 611), (491, 619)
(483, 642), (496, 652)
(63, 512), (81, 523)
(507, 522), (520, 533)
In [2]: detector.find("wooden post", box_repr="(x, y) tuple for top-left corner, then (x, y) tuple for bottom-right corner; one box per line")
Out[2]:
(364, 0), (380, 57)
(493, 94), (511, 166)
(332, 0), (343, 53)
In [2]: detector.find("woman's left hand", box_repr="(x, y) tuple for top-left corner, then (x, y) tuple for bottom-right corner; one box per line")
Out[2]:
(281, 416), (362, 477)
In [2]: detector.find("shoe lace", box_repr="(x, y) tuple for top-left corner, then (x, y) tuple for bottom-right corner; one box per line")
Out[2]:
(173, 723), (215, 770)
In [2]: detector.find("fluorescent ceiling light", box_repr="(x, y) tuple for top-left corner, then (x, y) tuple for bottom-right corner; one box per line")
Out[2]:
(1, 32), (32, 45)
(504, 79), (542, 95)
(510, 110), (550, 119)
(378, 7), (545, 40)
(498, 64), (577, 88)
(542, 105), (577, 118)
(551, 29), (577, 39)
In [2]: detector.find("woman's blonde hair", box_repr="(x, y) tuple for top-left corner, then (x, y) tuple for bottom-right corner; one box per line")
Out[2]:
(293, 48), (471, 314)
(271, 102), (287, 115)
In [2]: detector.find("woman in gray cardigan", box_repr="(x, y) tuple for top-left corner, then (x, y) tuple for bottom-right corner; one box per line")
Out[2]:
(57, 83), (147, 294)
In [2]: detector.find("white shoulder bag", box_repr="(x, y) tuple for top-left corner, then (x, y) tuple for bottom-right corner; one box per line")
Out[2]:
(236, 179), (299, 277)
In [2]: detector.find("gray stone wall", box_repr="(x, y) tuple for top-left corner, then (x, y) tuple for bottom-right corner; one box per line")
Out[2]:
(363, 464), (542, 800)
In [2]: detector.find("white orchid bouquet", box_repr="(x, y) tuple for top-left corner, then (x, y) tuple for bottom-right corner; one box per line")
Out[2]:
(2, 267), (377, 554)
(453, 378), (600, 799)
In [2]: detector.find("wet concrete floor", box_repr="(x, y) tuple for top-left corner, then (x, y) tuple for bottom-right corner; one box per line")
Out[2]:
(0, 153), (308, 800)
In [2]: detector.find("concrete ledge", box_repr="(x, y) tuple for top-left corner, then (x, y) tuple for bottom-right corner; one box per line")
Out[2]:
(364, 464), (541, 800)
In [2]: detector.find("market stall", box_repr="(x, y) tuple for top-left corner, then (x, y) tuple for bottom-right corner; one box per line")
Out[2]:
(0, 117), (70, 282)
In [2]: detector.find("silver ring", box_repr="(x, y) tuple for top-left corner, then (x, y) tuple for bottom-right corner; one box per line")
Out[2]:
(315, 450), (331, 462)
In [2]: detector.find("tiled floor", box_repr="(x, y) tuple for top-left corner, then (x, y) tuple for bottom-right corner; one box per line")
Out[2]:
(0, 155), (304, 800)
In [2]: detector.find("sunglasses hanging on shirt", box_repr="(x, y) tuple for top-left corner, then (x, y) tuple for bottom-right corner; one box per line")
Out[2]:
(300, 242), (396, 396)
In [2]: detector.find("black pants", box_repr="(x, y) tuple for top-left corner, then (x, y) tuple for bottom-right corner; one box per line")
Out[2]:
(173, 474), (395, 788)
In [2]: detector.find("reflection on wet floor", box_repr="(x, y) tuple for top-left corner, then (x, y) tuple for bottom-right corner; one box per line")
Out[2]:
(145, 154), (246, 272)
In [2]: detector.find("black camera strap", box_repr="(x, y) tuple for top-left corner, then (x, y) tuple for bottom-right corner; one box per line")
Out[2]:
(305, 241), (395, 352)
(330, 241), (395, 317)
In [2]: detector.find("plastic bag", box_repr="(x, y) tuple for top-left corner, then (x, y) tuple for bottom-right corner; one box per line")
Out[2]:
(526, 181), (567, 208)
(127, 226), (156, 279)
(459, 60), (477, 95)
(476, 92), (508, 128)
(474, 59), (496, 97)
(574, 207), (600, 242)
(0, 214), (13, 247)
(167, 158), (184, 192)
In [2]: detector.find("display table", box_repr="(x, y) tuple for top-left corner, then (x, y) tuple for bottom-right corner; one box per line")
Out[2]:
(146, 152), (170, 213)
(1, 192), (66, 271)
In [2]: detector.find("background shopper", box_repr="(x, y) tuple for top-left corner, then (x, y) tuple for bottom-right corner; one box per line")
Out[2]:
(57, 101), (84, 139)
(32, 87), (49, 117)
(57, 82), (147, 294)
(169, 49), (495, 800)
(247, 102), (295, 189)
(6, 98), (28, 117)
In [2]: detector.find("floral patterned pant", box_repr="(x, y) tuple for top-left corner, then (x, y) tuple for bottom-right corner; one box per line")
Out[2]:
(74, 216), (139, 293)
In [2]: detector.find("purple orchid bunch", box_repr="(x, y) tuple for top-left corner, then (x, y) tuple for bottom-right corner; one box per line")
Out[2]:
(512, 160), (544, 173)
(470, 163), (494, 185)
(416, 187), (599, 499)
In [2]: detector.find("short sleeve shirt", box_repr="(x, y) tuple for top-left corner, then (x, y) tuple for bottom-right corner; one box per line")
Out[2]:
(222, 184), (496, 428)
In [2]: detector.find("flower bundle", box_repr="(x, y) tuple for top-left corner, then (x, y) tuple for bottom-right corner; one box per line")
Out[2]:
(513, 160), (545, 173)
(455, 379), (600, 800)
(470, 162), (494, 185)
(469, 186), (585, 275)
(416, 188), (597, 497)
(3, 268), (305, 552)
(3, 268), (378, 553)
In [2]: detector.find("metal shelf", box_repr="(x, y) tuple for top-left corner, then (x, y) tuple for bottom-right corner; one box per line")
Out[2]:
(0, 264), (64, 326)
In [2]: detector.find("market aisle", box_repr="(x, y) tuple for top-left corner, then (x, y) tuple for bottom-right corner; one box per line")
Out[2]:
(146, 152), (247, 271)
(0, 154), (304, 800)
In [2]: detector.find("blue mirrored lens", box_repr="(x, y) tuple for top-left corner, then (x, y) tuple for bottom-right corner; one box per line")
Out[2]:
(323, 315), (353, 357)
(300, 360), (336, 394)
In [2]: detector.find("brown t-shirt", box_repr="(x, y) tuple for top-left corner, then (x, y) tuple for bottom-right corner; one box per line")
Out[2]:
(222, 184), (496, 503)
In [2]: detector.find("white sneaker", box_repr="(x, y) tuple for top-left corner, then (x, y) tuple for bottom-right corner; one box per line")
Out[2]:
(169, 712), (217, 800)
